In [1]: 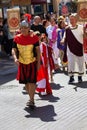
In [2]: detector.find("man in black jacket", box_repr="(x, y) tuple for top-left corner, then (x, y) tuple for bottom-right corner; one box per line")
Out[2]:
(31, 15), (47, 35)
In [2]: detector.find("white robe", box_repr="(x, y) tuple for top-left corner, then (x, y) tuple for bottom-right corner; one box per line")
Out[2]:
(66, 24), (85, 76)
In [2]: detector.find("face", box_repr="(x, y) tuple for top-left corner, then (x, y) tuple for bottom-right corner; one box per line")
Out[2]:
(70, 16), (77, 27)
(35, 17), (41, 24)
(45, 20), (50, 27)
(43, 37), (47, 42)
(20, 26), (29, 36)
(61, 21), (65, 28)
(50, 18), (56, 26)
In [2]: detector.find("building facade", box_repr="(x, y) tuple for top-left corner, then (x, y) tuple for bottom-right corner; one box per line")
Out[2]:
(0, 0), (61, 18)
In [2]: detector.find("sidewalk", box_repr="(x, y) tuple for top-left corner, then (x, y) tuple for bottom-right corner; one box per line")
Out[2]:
(0, 56), (87, 130)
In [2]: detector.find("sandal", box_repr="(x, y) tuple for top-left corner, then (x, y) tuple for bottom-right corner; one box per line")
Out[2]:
(26, 100), (35, 110)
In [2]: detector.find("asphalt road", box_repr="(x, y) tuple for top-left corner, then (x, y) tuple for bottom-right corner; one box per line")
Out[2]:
(0, 56), (87, 130)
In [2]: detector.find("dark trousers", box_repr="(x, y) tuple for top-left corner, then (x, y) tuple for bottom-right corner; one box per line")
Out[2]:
(4, 38), (13, 56)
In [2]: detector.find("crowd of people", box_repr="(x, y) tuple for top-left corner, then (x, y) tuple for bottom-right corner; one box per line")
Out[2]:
(0, 12), (87, 110)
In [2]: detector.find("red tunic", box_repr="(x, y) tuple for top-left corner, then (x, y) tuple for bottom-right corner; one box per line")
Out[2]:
(13, 33), (39, 84)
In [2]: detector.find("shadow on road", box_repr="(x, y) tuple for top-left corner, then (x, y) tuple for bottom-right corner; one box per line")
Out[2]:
(0, 73), (17, 85)
(24, 104), (57, 122)
(73, 81), (87, 91)
(50, 82), (64, 90)
(0, 58), (17, 85)
(22, 82), (63, 96)
(37, 94), (60, 103)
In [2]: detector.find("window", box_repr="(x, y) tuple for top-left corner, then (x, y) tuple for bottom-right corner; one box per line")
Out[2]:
(34, 5), (43, 14)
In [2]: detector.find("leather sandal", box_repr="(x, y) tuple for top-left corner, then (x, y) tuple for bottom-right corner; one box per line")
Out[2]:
(26, 100), (35, 110)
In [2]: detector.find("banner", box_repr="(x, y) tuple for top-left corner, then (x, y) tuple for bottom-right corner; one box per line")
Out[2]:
(7, 8), (20, 32)
(77, 1), (87, 22)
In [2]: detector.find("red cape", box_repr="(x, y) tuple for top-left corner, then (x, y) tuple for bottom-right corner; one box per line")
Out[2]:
(14, 34), (39, 45)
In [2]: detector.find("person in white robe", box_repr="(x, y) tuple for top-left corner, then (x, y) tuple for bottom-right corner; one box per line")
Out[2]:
(62, 13), (85, 83)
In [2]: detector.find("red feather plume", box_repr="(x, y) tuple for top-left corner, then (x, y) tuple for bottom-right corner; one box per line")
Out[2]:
(24, 13), (31, 22)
